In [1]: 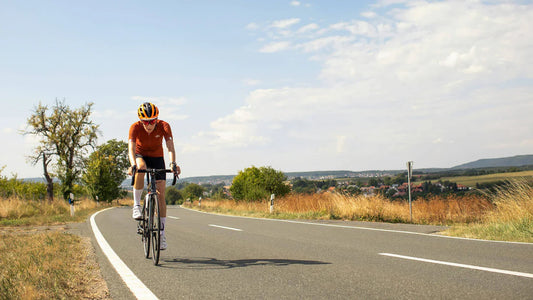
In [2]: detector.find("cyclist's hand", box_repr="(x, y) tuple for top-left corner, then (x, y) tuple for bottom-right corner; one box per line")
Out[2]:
(128, 165), (137, 176)
(170, 162), (181, 176)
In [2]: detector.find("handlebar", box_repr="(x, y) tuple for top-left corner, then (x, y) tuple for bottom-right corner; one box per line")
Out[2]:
(131, 166), (178, 186)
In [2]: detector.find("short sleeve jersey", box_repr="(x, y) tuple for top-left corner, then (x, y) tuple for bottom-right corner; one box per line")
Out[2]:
(129, 120), (173, 157)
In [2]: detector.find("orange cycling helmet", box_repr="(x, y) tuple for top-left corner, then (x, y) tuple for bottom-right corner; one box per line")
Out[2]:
(138, 102), (159, 120)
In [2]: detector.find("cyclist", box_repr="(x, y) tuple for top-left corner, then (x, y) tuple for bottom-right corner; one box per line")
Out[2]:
(128, 102), (181, 250)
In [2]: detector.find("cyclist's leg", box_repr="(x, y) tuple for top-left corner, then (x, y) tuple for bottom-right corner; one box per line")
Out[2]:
(156, 180), (167, 218)
(155, 179), (167, 251)
(134, 156), (147, 190)
(145, 156), (167, 218)
(132, 156), (146, 219)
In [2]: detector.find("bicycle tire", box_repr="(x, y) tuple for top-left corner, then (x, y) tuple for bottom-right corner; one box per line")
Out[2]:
(151, 194), (161, 265)
(142, 199), (150, 259)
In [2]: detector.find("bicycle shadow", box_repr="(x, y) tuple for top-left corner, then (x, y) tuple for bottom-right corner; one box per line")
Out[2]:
(160, 257), (331, 270)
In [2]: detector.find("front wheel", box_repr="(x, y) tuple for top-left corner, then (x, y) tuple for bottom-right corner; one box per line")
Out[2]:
(150, 194), (161, 265)
(142, 200), (150, 259)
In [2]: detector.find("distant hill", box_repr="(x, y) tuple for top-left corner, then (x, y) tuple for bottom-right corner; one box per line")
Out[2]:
(29, 154), (533, 186)
(452, 154), (533, 169)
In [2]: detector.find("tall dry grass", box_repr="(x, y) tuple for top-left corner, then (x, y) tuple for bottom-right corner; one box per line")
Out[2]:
(185, 192), (493, 225)
(0, 197), (69, 219)
(445, 179), (533, 242)
(0, 196), (128, 226)
(485, 179), (533, 223)
(0, 231), (110, 299)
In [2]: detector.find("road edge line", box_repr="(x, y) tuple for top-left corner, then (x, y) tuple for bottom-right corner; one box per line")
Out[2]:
(90, 208), (158, 300)
(379, 253), (533, 279)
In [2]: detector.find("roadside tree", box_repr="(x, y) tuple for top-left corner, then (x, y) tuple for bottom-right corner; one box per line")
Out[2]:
(165, 186), (183, 205)
(183, 183), (205, 200)
(23, 99), (99, 201)
(230, 166), (290, 202)
(82, 139), (128, 203)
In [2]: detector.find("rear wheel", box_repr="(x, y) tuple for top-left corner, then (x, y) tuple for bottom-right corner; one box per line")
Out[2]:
(151, 194), (161, 265)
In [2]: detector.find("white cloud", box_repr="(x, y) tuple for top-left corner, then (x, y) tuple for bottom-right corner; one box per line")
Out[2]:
(290, 1), (300, 6)
(270, 18), (301, 29)
(297, 23), (319, 34)
(246, 22), (259, 30)
(361, 11), (377, 18)
(299, 36), (354, 53)
(260, 41), (291, 53)
(187, 1), (533, 170)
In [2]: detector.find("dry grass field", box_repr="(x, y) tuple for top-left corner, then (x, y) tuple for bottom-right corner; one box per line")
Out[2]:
(430, 170), (533, 187)
(184, 178), (533, 242)
(444, 179), (533, 242)
(186, 192), (492, 225)
(0, 231), (110, 299)
(0, 196), (125, 299)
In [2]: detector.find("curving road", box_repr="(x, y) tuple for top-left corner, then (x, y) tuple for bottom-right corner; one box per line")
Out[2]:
(90, 206), (533, 299)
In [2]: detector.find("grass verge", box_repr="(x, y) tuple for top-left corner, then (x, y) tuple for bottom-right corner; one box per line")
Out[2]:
(0, 197), (129, 226)
(0, 231), (110, 299)
(442, 179), (533, 242)
(0, 196), (130, 299)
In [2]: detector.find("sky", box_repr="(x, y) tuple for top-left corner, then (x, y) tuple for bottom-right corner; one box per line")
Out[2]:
(1, 0), (532, 179)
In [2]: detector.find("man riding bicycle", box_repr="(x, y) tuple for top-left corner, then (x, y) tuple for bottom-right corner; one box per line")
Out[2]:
(128, 102), (181, 250)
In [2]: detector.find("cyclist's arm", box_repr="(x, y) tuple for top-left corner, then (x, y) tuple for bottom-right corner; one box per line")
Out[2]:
(128, 139), (137, 175)
(166, 138), (181, 175)
(166, 138), (176, 163)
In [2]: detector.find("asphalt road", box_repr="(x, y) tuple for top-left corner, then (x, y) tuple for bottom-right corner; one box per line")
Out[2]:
(91, 206), (533, 299)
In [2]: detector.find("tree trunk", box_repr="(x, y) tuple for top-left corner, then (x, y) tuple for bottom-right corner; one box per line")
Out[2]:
(43, 152), (54, 202)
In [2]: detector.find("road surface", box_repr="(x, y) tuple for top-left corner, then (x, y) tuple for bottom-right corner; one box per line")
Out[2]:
(90, 206), (533, 299)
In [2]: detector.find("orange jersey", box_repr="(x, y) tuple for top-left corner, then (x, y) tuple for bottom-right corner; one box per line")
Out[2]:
(129, 120), (173, 157)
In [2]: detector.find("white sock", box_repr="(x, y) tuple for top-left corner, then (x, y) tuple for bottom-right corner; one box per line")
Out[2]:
(161, 217), (166, 234)
(133, 189), (143, 207)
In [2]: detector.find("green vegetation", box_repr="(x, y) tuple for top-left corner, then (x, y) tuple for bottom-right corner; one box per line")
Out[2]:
(230, 166), (291, 201)
(0, 167), (47, 200)
(82, 139), (129, 203)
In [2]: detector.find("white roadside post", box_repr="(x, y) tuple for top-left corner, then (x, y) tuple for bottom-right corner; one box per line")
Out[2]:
(199, 197), (202, 207)
(69, 192), (75, 217)
(270, 194), (275, 214)
(407, 161), (413, 222)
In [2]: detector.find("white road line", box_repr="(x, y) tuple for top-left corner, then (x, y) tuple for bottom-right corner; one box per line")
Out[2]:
(379, 253), (533, 279)
(90, 209), (159, 300)
(167, 216), (180, 220)
(208, 224), (243, 231)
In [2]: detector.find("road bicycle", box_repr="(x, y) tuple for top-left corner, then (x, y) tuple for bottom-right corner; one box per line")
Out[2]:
(131, 167), (177, 265)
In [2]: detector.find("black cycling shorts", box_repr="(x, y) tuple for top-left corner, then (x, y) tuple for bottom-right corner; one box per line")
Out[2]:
(135, 155), (166, 181)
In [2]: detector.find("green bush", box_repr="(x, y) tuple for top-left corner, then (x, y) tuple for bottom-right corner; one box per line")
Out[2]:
(230, 166), (290, 202)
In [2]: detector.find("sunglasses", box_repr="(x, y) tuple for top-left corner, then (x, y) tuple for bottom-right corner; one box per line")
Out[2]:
(142, 119), (157, 125)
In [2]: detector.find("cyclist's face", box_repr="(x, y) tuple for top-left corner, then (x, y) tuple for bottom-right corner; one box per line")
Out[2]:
(142, 121), (156, 133)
